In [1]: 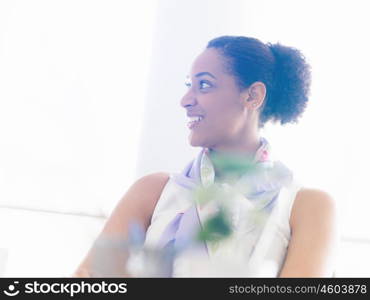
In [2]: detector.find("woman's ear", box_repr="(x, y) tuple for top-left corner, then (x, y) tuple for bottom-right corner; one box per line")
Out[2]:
(244, 82), (266, 109)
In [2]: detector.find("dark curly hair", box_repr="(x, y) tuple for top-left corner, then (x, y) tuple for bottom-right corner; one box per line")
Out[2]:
(206, 36), (311, 128)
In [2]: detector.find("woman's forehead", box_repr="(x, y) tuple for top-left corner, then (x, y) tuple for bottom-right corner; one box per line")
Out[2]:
(190, 48), (226, 78)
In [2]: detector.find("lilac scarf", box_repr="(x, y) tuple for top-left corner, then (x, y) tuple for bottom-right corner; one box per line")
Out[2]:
(156, 137), (293, 260)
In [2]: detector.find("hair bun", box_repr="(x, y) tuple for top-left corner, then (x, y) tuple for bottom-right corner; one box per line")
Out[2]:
(266, 42), (312, 125)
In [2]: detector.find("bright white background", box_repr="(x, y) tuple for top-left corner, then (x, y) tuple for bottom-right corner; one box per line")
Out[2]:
(0, 0), (369, 277)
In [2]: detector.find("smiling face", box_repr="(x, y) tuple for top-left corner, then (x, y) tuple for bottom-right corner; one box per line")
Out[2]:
(181, 48), (255, 151)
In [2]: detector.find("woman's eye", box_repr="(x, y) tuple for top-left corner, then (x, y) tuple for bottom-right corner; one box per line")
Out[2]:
(185, 81), (191, 88)
(184, 79), (212, 90)
(199, 80), (212, 89)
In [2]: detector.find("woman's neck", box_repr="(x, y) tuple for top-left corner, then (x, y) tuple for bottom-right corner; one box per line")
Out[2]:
(209, 133), (261, 157)
(208, 136), (262, 182)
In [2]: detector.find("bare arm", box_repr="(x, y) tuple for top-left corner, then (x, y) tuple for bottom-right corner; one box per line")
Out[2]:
(278, 188), (339, 277)
(73, 172), (170, 277)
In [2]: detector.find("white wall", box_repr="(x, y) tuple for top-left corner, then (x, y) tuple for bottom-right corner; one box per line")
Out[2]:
(0, 0), (157, 277)
(0, 0), (157, 216)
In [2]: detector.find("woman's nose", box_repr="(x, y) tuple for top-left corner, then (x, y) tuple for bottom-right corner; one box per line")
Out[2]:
(180, 89), (197, 108)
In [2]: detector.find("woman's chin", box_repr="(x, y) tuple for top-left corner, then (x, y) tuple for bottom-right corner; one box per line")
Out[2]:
(189, 135), (204, 148)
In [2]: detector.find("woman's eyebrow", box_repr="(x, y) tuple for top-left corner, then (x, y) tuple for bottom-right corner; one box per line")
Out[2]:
(195, 72), (216, 79)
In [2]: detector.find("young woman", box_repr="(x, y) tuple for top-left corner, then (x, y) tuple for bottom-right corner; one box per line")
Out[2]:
(74, 36), (338, 277)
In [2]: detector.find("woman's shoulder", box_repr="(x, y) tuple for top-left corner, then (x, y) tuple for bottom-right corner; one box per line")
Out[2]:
(135, 172), (170, 188)
(132, 172), (171, 203)
(105, 172), (171, 232)
(279, 187), (339, 277)
(290, 187), (337, 230)
(115, 172), (171, 216)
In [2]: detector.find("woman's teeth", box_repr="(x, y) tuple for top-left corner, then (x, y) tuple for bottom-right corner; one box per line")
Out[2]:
(187, 116), (204, 129)
(189, 116), (203, 122)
